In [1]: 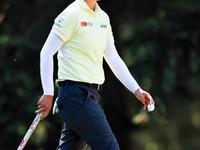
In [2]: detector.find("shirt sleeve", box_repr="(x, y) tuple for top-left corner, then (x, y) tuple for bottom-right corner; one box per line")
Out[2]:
(106, 15), (114, 41)
(103, 40), (140, 94)
(51, 12), (79, 42)
(40, 32), (64, 95)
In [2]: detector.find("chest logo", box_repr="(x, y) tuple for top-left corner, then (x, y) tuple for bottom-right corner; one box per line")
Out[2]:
(81, 21), (93, 27)
(100, 24), (107, 28)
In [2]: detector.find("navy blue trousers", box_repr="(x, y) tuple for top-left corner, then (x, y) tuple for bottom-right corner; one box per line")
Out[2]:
(56, 81), (120, 150)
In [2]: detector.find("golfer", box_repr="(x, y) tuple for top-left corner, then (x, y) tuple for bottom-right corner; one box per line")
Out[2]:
(36, 0), (155, 149)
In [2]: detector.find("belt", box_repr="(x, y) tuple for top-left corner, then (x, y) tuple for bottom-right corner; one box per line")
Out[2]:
(58, 80), (102, 91)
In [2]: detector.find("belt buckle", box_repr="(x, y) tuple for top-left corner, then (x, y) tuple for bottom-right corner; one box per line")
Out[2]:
(97, 84), (100, 90)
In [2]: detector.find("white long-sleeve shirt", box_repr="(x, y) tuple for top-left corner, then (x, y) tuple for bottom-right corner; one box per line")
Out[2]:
(40, 32), (140, 95)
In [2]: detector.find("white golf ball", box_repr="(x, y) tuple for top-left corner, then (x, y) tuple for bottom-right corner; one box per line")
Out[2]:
(147, 104), (155, 111)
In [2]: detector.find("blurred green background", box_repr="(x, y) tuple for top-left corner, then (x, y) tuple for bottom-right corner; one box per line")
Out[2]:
(0, 0), (200, 150)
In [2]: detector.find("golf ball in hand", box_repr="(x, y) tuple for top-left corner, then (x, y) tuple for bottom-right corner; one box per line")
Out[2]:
(147, 104), (155, 111)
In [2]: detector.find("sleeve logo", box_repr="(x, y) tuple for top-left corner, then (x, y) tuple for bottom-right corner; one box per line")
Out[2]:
(54, 18), (64, 27)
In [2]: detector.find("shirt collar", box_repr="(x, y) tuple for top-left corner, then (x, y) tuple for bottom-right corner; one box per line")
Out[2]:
(95, 2), (101, 12)
(76, 0), (101, 12)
